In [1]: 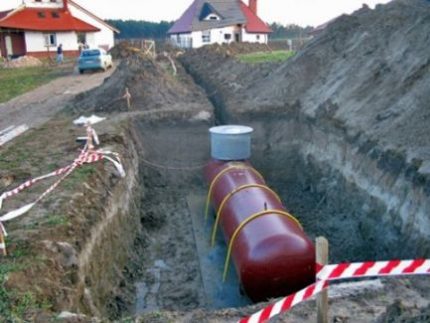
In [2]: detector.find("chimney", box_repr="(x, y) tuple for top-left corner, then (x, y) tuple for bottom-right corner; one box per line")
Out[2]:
(249, 0), (257, 15)
(63, 0), (68, 11)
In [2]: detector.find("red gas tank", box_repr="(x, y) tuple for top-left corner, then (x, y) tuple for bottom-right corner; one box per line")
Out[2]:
(204, 159), (315, 302)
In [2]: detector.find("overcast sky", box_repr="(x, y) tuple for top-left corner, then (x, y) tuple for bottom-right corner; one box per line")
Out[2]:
(0, 0), (392, 26)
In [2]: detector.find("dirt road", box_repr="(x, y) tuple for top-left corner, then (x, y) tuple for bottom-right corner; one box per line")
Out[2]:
(0, 66), (116, 132)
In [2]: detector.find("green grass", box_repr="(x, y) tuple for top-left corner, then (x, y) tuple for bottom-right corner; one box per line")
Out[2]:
(0, 252), (29, 320)
(43, 214), (68, 227)
(238, 50), (296, 64)
(62, 164), (97, 189)
(0, 242), (51, 321)
(0, 66), (60, 103)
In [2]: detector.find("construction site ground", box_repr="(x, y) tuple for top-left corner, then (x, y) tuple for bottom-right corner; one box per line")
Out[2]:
(1, 0), (430, 322)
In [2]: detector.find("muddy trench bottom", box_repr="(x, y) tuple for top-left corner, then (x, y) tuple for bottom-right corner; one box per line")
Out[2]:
(109, 119), (430, 320)
(115, 120), (251, 318)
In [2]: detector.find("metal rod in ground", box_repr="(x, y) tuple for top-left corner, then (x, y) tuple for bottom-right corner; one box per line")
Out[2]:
(316, 236), (329, 323)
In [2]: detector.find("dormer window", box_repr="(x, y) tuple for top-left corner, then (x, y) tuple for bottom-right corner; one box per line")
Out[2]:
(37, 11), (46, 18)
(52, 11), (60, 18)
(199, 2), (223, 21)
(207, 14), (219, 21)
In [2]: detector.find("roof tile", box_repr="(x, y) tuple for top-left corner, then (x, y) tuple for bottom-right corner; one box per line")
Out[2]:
(169, 0), (271, 34)
(0, 7), (99, 32)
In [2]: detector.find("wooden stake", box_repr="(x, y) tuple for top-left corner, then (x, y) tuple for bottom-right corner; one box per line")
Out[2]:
(163, 52), (177, 76)
(316, 236), (329, 323)
(123, 87), (131, 109)
(86, 123), (94, 150)
(0, 232), (7, 256)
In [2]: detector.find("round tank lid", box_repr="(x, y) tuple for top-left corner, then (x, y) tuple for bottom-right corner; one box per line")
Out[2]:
(209, 125), (254, 135)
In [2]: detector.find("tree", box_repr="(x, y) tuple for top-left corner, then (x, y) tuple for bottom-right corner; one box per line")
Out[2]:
(106, 20), (174, 39)
(269, 23), (314, 39)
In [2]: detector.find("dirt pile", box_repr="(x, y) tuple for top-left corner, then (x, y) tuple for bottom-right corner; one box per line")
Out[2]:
(73, 52), (213, 123)
(180, 0), (430, 247)
(175, 0), (430, 321)
(2, 55), (43, 68)
(109, 41), (144, 59)
(251, 0), (430, 157)
(183, 0), (430, 154)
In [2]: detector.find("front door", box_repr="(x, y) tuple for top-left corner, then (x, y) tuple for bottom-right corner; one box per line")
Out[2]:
(5, 35), (12, 57)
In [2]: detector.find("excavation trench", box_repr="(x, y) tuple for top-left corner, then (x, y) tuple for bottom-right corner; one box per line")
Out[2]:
(83, 39), (430, 320)
(95, 53), (429, 320)
(110, 96), (429, 319)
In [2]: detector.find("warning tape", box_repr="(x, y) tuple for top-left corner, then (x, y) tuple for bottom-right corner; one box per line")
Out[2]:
(317, 259), (430, 281)
(239, 280), (328, 323)
(0, 125), (125, 256)
(239, 259), (430, 323)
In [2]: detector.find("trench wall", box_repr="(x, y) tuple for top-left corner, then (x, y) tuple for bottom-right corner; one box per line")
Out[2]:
(180, 57), (430, 262)
(249, 116), (430, 262)
(74, 124), (143, 317)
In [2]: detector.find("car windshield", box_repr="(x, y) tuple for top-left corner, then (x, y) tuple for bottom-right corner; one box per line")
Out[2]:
(82, 50), (101, 57)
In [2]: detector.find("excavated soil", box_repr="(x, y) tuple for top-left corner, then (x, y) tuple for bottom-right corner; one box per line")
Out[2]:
(1, 0), (430, 322)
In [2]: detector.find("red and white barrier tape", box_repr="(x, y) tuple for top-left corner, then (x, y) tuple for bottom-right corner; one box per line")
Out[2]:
(0, 125), (125, 255)
(317, 259), (430, 281)
(0, 149), (124, 224)
(239, 280), (328, 323)
(239, 259), (430, 323)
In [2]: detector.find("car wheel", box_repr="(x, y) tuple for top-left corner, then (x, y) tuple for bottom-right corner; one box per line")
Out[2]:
(79, 69), (84, 74)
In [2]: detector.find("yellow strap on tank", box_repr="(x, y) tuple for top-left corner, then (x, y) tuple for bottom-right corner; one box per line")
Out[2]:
(222, 209), (303, 282)
(211, 184), (282, 247)
(204, 163), (264, 219)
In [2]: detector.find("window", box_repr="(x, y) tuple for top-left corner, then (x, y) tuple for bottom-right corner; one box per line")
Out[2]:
(209, 15), (218, 20)
(52, 11), (60, 18)
(77, 32), (86, 44)
(35, 0), (42, 2)
(37, 12), (46, 18)
(224, 34), (231, 40)
(50, 0), (58, 2)
(44, 33), (57, 47)
(82, 49), (101, 57)
(202, 30), (211, 43)
(256, 35), (260, 40)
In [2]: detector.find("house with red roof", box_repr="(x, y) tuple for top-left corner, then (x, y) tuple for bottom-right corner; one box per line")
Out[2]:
(168, 0), (271, 48)
(0, 0), (119, 59)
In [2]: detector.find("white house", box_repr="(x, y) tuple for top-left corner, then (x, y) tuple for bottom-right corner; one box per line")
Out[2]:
(168, 0), (271, 48)
(0, 0), (119, 59)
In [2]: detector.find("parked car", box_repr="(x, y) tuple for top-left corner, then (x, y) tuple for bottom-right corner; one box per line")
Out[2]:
(78, 48), (112, 74)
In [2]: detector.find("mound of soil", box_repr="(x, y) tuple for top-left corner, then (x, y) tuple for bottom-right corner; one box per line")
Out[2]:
(180, 0), (430, 216)
(2, 55), (43, 68)
(182, 0), (430, 162)
(73, 52), (213, 122)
